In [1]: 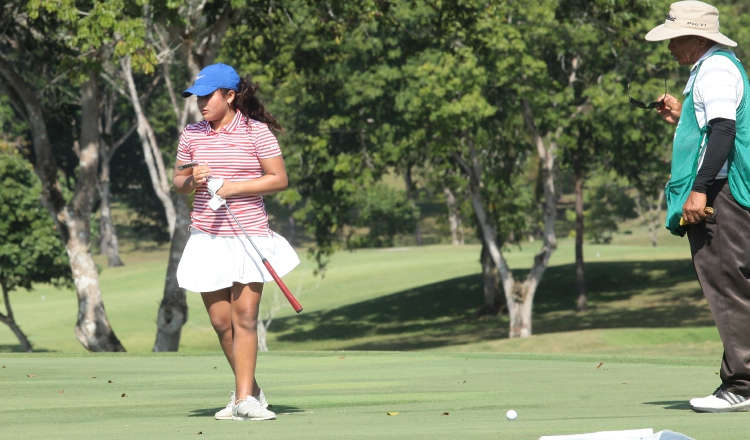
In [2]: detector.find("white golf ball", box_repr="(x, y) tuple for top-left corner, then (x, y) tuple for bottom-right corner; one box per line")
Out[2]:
(506, 409), (517, 420)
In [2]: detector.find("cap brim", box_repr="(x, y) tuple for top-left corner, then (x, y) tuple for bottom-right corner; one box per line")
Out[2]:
(182, 84), (220, 98)
(645, 24), (737, 47)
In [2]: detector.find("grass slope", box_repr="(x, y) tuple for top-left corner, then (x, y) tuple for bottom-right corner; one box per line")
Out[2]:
(0, 352), (735, 440)
(0, 238), (720, 356)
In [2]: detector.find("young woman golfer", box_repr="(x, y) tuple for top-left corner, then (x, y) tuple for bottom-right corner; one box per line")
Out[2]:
(173, 63), (299, 421)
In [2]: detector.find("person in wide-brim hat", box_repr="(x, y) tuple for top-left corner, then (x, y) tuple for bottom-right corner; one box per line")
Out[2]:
(644, 1), (750, 414)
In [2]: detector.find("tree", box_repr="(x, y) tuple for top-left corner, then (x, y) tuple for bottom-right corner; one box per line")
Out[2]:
(0, 149), (73, 352)
(0, 0), (166, 351)
(520, 0), (667, 312)
(224, 0), (555, 336)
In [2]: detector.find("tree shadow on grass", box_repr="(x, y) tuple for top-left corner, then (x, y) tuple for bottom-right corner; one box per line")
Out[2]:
(272, 259), (710, 350)
(0, 344), (52, 353)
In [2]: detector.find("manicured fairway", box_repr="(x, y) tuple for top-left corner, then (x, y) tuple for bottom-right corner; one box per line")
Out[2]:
(0, 351), (742, 439)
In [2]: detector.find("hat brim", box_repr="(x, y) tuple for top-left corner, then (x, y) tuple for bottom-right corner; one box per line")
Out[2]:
(182, 84), (220, 98)
(645, 24), (737, 47)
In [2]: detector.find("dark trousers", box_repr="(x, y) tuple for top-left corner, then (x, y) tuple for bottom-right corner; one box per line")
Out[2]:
(688, 179), (750, 396)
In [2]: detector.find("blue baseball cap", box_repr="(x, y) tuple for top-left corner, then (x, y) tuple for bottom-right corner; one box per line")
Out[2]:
(182, 63), (240, 98)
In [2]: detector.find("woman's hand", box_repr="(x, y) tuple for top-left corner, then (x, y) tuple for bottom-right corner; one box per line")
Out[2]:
(192, 162), (212, 185)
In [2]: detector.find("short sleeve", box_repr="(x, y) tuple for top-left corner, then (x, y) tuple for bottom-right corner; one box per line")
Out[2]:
(696, 56), (743, 122)
(176, 127), (193, 162)
(254, 123), (282, 159)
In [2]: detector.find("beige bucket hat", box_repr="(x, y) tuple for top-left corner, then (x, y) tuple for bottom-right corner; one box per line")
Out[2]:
(645, 1), (736, 47)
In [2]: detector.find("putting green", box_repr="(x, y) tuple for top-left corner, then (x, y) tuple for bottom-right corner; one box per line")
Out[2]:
(0, 352), (741, 439)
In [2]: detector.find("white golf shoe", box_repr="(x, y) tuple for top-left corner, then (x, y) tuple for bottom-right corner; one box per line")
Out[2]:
(214, 391), (235, 420)
(215, 390), (269, 420)
(690, 386), (750, 413)
(232, 395), (276, 421)
(258, 389), (269, 408)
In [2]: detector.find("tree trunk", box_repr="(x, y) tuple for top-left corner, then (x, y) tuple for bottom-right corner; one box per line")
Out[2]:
(443, 186), (464, 245)
(153, 195), (191, 351)
(508, 282), (535, 338)
(99, 176), (124, 267)
(71, 75), (126, 352)
(477, 243), (502, 316)
(454, 125), (557, 338)
(121, 57), (177, 235)
(574, 155), (587, 312)
(0, 64), (125, 352)
(98, 89), (126, 267)
(0, 283), (33, 352)
(503, 100), (559, 338)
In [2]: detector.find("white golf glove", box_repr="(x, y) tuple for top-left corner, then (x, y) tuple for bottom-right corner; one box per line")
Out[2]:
(206, 178), (226, 211)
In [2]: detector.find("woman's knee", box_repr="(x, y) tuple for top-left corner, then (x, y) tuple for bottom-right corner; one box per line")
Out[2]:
(232, 313), (258, 333)
(209, 314), (232, 336)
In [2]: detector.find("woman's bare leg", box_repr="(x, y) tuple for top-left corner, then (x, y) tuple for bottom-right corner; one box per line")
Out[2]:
(202, 289), (235, 371)
(230, 282), (263, 401)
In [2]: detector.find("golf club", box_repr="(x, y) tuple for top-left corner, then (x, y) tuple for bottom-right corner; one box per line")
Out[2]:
(206, 177), (303, 313)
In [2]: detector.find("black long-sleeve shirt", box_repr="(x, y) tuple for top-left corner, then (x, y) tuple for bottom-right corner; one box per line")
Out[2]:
(692, 117), (736, 193)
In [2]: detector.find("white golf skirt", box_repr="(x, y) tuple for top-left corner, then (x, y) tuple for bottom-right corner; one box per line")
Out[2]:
(177, 228), (300, 293)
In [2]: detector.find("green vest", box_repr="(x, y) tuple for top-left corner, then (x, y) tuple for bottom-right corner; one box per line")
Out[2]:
(665, 50), (750, 236)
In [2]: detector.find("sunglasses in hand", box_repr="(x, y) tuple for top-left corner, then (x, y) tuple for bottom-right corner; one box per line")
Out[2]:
(628, 77), (667, 109)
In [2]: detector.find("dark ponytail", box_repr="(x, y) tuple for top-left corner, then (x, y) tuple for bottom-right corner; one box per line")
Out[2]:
(222, 76), (284, 133)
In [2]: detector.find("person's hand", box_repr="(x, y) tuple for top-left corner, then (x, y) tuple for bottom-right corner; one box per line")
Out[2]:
(193, 162), (212, 184)
(656, 94), (682, 125)
(682, 191), (707, 224)
(212, 179), (233, 198)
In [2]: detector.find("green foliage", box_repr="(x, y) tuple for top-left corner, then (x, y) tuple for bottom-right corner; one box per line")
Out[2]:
(346, 183), (420, 249)
(222, 0), (560, 266)
(0, 152), (72, 293)
(27, 0), (158, 73)
(0, 95), (30, 149)
(571, 171), (638, 244)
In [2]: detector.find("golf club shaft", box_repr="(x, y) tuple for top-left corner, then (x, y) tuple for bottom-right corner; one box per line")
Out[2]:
(222, 201), (303, 313)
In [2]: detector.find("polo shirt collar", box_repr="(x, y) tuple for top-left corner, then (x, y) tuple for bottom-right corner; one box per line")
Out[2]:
(691, 44), (726, 73)
(204, 111), (243, 135)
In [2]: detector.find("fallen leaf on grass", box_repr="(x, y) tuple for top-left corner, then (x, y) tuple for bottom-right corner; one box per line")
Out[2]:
(387, 412), (398, 416)
(442, 412), (449, 416)
(338, 356), (345, 360)
(27, 374), (35, 378)
(2, 365), (6, 368)
(58, 390), (64, 394)
(91, 376), (97, 379)
(596, 363), (603, 369)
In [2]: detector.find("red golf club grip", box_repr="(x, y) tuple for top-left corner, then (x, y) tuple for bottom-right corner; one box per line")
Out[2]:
(262, 259), (303, 313)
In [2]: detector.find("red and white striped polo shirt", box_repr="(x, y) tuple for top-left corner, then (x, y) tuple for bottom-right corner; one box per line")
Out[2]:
(176, 111), (282, 237)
